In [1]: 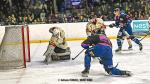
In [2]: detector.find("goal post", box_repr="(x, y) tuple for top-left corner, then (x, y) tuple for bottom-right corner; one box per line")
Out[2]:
(0, 25), (30, 70)
(23, 25), (31, 62)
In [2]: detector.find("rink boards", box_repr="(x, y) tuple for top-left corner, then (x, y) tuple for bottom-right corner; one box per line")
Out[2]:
(0, 20), (149, 44)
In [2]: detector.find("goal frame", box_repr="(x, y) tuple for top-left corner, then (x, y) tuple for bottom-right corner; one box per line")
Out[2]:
(22, 25), (30, 68)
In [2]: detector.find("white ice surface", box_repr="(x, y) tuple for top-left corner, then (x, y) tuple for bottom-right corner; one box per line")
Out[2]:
(0, 39), (150, 84)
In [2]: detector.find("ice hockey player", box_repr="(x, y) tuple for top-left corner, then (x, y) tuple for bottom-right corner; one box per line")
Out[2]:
(43, 27), (71, 64)
(85, 18), (106, 61)
(81, 28), (132, 77)
(86, 18), (106, 37)
(109, 8), (143, 52)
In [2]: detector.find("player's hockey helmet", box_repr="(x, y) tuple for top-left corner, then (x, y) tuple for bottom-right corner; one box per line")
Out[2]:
(90, 18), (97, 24)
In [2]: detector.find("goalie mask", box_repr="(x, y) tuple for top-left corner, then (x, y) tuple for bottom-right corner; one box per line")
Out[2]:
(53, 28), (60, 35)
(49, 27), (61, 38)
(49, 27), (61, 37)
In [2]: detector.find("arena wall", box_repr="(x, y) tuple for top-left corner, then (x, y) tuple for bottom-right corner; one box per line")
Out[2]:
(28, 21), (118, 43)
(0, 20), (149, 43)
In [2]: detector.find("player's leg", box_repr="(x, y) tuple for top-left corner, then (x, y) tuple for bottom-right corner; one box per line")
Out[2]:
(83, 44), (132, 77)
(82, 44), (107, 77)
(82, 51), (91, 77)
(115, 29), (125, 52)
(126, 38), (132, 50)
(124, 31), (133, 50)
(100, 46), (132, 76)
(126, 25), (143, 50)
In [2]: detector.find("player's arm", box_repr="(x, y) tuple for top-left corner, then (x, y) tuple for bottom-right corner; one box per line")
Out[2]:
(81, 37), (94, 49)
(109, 20), (119, 28)
(126, 15), (132, 25)
(81, 36), (96, 57)
(109, 23), (118, 28)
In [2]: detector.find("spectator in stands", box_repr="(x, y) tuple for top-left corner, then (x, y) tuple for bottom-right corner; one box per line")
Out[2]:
(51, 14), (61, 23)
(62, 14), (68, 23)
(11, 14), (17, 25)
(1, 0), (150, 25)
(18, 16), (23, 25)
(27, 15), (34, 24)
(7, 16), (12, 25)
(40, 9), (46, 22)
(32, 19), (38, 24)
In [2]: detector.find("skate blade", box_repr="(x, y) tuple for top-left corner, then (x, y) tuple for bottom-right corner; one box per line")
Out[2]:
(128, 48), (133, 50)
(122, 49), (133, 51)
(125, 71), (133, 77)
(82, 73), (88, 77)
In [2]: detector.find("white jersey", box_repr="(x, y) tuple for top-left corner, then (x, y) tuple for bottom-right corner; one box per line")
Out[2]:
(49, 27), (67, 49)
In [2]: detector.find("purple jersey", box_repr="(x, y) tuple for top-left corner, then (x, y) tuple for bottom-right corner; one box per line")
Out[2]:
(115, 13), (132, 28)
(81, 34), (112, 49)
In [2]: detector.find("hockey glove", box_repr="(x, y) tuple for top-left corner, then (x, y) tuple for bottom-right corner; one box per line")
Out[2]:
(85, 47), (95, 57)
(109, 24), (115, 28)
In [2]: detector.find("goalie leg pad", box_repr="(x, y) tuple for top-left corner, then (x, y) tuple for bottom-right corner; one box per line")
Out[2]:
(43, 45), (55, 64)
(51, 47), (71, 61)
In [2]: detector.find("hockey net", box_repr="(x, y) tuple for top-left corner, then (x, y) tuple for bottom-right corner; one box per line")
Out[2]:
(0, 25), (30, 70)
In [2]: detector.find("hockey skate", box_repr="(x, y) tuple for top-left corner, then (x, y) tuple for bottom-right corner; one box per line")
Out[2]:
(81, 69), (89, 77)
(119, 70), (132, 77)
(107, 70), (132, 77)
(128, 45), (133, 50)
(115, 47), (121, 52)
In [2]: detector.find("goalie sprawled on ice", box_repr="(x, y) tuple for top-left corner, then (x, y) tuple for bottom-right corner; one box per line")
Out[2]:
(43, 27), (71, 64)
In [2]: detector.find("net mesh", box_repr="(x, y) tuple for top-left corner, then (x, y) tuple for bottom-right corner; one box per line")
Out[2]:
(0, 25), (30, 70)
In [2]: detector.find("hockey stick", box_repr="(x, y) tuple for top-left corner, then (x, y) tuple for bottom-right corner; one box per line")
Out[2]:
(139, 34), (148, 41)
(72, 49), (85, 60)
(97, 57), (103, 64)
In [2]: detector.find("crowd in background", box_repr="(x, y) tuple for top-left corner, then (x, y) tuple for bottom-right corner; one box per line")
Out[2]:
(0, 0), (150, 25)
